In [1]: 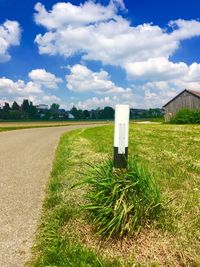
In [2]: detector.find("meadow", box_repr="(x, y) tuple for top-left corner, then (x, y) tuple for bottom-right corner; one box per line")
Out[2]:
(0, 120), (108, 132)
(30, 123), (200, 266)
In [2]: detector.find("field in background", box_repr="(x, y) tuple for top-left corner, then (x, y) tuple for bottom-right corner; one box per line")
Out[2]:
(0, 119), (163, 128)
(0, 120), (162, 132)
(30, 123), (200, 266)
(0, 120), (110, 132)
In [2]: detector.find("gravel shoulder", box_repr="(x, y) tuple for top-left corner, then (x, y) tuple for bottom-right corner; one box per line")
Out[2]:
(0, 125), (95, 267)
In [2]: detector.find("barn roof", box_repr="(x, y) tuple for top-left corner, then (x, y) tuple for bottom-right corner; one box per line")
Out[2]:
(189, 90), (200, 97)
(163, 89), (200, 107)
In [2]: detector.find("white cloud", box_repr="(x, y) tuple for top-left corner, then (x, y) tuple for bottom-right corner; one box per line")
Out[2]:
(71, 96), (115, 109)
(33, 0), (200, 110)
(34, 1), (117, 29)
(131, 76), (200, 108)
(185, 62), (200, 82)
(28, 69), (62, 89)
(42, 94), (61, 103)
(34, 1), (200, 69)
(125, 57), (188, 81)
(111, 0), (126, 10)
(125, 58), (200, 89)
(66, 60), (200, 109)
(0, 20), (21, 62)
(66, 64), (131, 94)
(0, 76), (62, 107)
(70, 89), (142, 109)
(123, 56), (200, 107)
(0, 77), (42, 95)
(140, 83), (178, 108)
(143, 89), (170, 108)
(170, 19), (200, 40)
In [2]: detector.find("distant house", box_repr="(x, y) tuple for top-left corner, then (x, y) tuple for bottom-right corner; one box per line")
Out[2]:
(36, 104), (48, 111)
(68, 113), (75, 119)
(163, 89), (200, 121)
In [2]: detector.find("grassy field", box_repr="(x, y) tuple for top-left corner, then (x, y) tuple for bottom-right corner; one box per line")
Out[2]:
(0, 121), (109, 132)
(30, 124), (200, 266)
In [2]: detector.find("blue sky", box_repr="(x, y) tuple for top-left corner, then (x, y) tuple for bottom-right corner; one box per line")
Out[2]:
(1, 0), (200, 109)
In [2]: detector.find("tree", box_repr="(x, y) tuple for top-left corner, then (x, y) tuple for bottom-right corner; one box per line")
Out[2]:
(141, 108), (164, 119)
(70, 106), (79, 118)
(28, 104), (37, 118)
(94, 107), (102, 119)
(90, 110), (97, 119)
(101, 106), (114, 119)
(77, 109), (83, 119)
(50, 103), (60, 111)
(9, 110), (22, 119)
(3, 102), (11, 112)
(83, 110), (90, 119)
(21, 99), (30, 113)
(12, 101), (20, 110)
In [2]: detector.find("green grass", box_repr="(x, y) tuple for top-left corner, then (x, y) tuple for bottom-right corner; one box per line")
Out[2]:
(0, 126), (50, 132)
(0, 121), (108, 132)
(0, 125), (76, 132)
(0, 125), (71, 132)
(30, 129), (124, 267)
(30, 124), (200, 266)
(76, 157), (162, 239)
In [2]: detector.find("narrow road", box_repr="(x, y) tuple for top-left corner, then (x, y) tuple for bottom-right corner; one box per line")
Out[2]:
(0, 125), (95, 267)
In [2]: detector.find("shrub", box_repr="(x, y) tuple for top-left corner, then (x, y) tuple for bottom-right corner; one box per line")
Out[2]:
(78, 157), (162, 239)
(171, 108), (200, 124)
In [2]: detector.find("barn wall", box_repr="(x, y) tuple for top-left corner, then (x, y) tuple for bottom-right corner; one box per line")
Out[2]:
(164, 91), (200, 121)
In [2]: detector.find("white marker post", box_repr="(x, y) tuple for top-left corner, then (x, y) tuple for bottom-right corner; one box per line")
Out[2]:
(114, 104), (130, 169)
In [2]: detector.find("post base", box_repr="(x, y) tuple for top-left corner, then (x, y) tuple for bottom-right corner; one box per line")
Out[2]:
(113, 147), (128, 169)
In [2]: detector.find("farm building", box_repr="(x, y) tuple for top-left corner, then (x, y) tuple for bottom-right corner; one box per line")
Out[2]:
(163, 89), (200, 121)
(36, 104), (48, 110)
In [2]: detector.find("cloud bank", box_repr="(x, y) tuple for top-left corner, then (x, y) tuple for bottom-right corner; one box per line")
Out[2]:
(34, 2), (200, 68)
(0, 20), (21, 62)
(28, 69), (62, 89)
(66, 64), (131, 94)
(33, 0), (200, 108)
(0, 69), (62, 106)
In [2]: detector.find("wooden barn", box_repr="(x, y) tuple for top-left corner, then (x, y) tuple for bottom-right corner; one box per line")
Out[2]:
(163, 89), (200, 121)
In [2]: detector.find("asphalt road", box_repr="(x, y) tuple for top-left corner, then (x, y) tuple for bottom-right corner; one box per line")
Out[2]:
(0, 125), (95, 267)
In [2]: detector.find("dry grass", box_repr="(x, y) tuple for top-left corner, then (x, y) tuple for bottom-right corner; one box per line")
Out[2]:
(72, 220), (194, 267)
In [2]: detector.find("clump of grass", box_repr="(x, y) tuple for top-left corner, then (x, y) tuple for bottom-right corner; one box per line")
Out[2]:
(81, 157), (162, 239)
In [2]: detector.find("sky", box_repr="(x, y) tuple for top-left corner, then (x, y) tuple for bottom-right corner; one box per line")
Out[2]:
(1, 0), (200, 110)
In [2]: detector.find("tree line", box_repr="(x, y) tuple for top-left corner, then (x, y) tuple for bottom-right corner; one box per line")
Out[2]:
(0, 99), (164, 120)
(0, 100), (62, 120)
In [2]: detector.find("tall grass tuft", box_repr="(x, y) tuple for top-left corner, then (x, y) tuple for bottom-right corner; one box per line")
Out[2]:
(80, 157), (162, 239)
